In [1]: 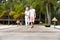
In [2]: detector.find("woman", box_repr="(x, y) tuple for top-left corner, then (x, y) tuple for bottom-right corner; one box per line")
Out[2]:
(25, 7), (30, 27)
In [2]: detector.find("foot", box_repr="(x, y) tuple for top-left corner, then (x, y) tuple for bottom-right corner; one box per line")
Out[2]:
(31, 26), (34, 28)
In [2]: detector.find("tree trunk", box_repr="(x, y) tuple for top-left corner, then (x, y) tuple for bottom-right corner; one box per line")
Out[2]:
(45, 12), (47, 24)
(46, 0), (50, 25)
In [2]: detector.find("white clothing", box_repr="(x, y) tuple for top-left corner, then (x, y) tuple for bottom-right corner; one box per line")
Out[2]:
(29, 9), (35, 17)
(25, 10), (29, 17)
(25, 10), (30, 26)
(25, 17), (30, 26)
(29, 8), (35, 22)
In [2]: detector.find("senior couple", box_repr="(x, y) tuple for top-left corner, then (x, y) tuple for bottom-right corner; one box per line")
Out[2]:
(25, 6), (36, 28)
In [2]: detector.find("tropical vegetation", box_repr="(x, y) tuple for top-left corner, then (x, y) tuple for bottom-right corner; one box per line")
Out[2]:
(0, 0), (60, 25)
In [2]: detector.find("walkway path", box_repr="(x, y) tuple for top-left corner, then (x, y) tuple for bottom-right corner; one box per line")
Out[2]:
(0, 25), (60, 40)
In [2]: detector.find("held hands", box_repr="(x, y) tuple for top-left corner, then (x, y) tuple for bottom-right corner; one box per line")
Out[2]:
(25, 14), (28, 16)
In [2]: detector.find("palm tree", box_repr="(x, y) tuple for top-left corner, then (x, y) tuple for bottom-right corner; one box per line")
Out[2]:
(45, 0), (57, 25)
(45, 0), (51, 25)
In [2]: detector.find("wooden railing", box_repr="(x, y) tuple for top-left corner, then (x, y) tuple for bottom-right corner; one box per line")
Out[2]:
(0, 19), (40, 25)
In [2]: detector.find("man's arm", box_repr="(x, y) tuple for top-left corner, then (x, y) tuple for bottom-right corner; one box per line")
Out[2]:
(34, 9), (36, 18)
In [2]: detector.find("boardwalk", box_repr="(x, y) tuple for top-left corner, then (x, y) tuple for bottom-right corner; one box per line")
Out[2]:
(0, 25), (60, 32)
(0, 25), (60, 40)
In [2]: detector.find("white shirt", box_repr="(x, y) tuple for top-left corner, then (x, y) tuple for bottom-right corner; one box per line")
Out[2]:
(25, 10), (29, 17)
(29, 8), (35, 17)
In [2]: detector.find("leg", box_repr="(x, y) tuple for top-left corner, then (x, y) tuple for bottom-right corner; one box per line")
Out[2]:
(27, 18), (30, 25)
(31, 22), (34, 28)
(31, 17), (35, 28)
(25, 17), (28, 26)
(30, 16), (35, 28)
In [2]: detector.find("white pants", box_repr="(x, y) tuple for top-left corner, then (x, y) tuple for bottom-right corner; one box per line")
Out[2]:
(25, 16), (30, 26)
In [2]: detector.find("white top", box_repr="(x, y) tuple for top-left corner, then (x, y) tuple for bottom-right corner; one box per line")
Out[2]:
(29, 8), (35, 17)
(25, 10), (29, 17)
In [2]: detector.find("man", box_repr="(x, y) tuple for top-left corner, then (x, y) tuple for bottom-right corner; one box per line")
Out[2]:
(25, 7), (30, 27)
(29, 6), (36, 28)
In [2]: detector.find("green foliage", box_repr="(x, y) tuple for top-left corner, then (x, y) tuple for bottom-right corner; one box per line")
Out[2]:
(9, 3), (24, 19)
(0, 10), (7, 18)
(0, 0), (60, 24)
(13, 3), (24, 13)
(9, 11), (16, 16)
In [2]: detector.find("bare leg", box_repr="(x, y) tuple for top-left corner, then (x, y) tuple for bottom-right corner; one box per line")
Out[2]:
(25, 19), (28, 27)
(25, 22), (27, 27)
(27, 18), (30, 25)
(31, 22), (34, 28)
